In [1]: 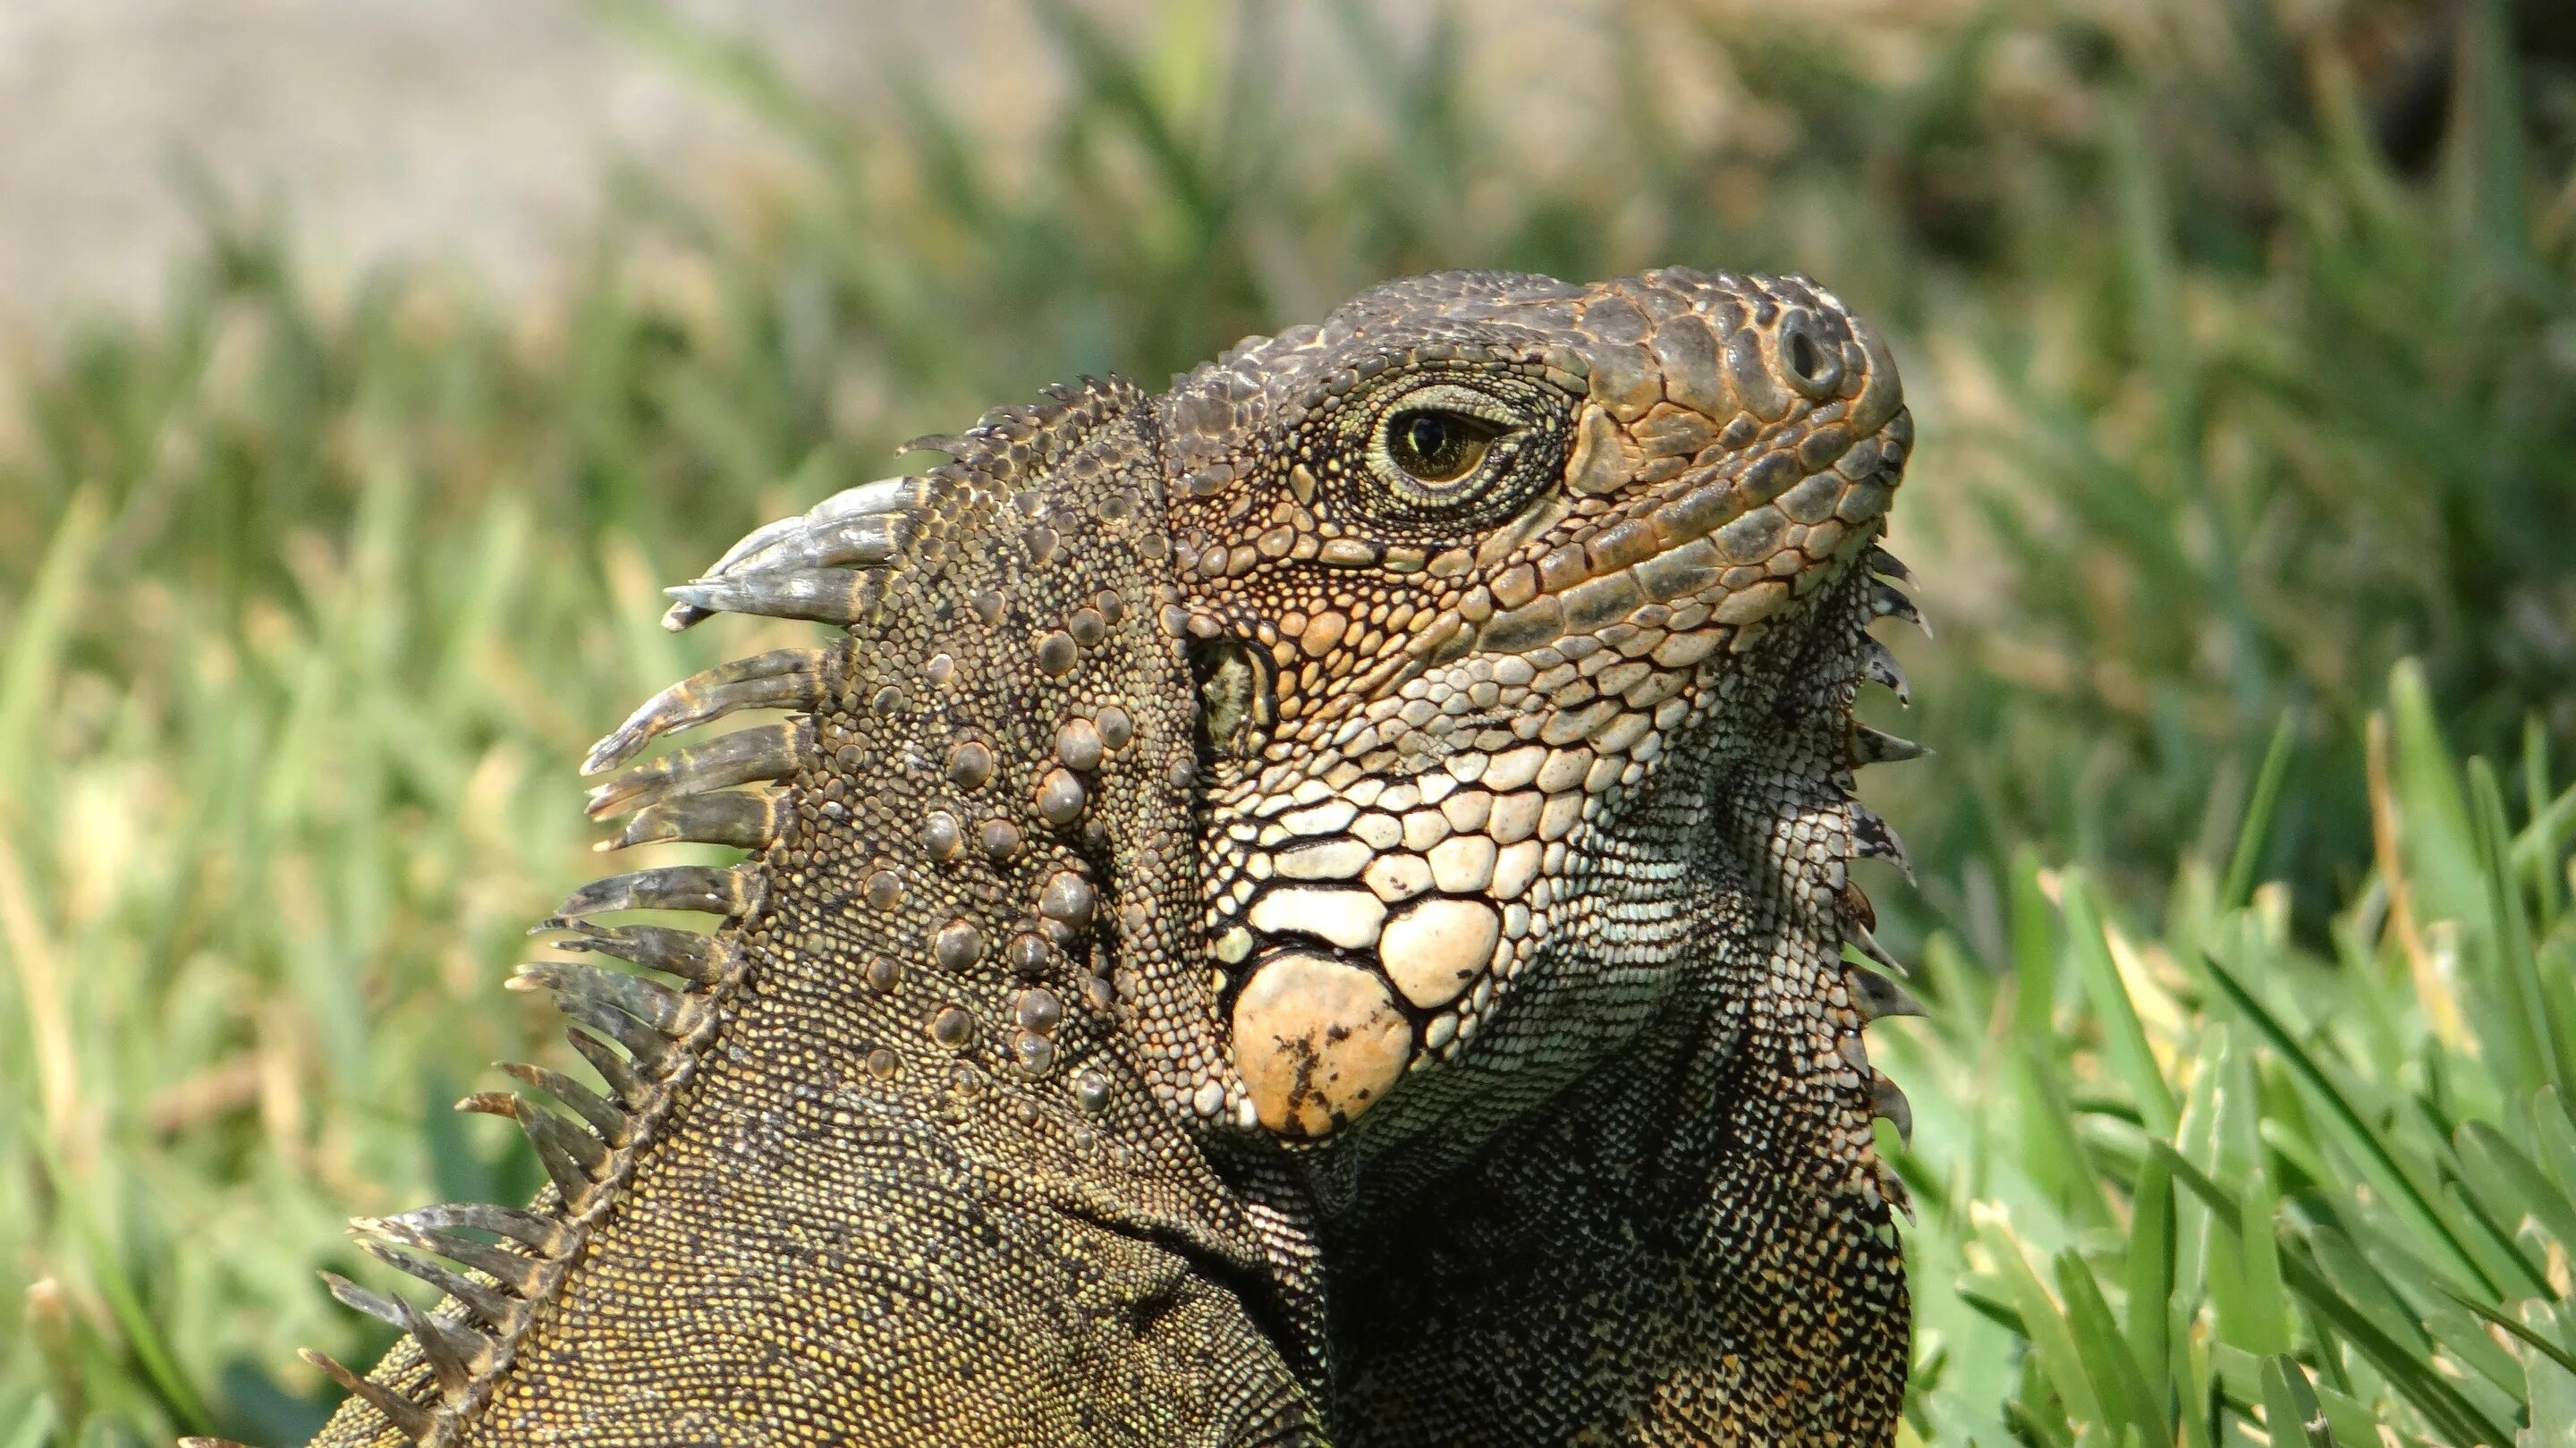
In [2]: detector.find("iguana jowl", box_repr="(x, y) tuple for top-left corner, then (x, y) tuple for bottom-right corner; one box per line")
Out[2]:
(239, 267), (1920, 1448)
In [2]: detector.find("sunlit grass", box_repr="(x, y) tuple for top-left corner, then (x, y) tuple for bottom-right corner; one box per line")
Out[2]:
(1886, 664), (2576, 1444)
(1, 2), (2571, 1444)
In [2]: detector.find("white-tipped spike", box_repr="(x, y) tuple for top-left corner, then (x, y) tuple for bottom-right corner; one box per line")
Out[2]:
(1850, 806), (1912, 883)
(1846, 922), (1908, 978)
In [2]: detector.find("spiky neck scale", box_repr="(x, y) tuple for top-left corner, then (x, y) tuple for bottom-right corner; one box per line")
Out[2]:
(288, 379), (1326, 1448)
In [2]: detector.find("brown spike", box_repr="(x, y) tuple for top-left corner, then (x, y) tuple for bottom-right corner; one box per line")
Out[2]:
(548, 921), (728, 986)
(1879, 1162), (1915, 1222)
(1838, 880), (1877, 933)
(320, 1271), (408, 1330)
(699, 512), (819, 574)
(566, 1026), (651, 1105)
(1851, 725), (1928, 766)
(553, 994), (677, 1077)
(1870, 1070), (1914, 1147)
(358, 1216), (547, 1300)
(604, 788), (787, 852)
(520, 1103), (610, 1206)
(496, 1060), (634, 1146)
(659, 507), (850, 631)
(586, 723), (808, 820)
(360, 1202), (568, 1257)
(664, 567), (881, 630)
(583, 648), (833, 775)
(895, 432), (970, 458)
(510, 960), (696, 1034)
(301, 1349), (433, 1441)
(653, 492), (912, 630)
(527, 1100), (609, 1174)
(1849, 967), (1927, 1023)
(547, 865), (758, 924)
(1858, 634), (1908, 704)
(725, 512), (911, 575)
(455, 1091), (606, 1207)
(352, 1240), (516, 1330)
(455, 1090), (516, 1119)
(399, 1297), (495, 1400)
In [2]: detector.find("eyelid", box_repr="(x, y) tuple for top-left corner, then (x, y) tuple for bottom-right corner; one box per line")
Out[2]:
(1385, 383), (1522, 430)
(1391, 408), (1508, 453)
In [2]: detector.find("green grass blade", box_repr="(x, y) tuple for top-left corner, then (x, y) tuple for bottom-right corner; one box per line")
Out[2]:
(2437, 1288), (2576, 1382)
(2431, 1144), (2555, 1288)
(2198, 951), (2495, 1294)
(0, 489), (106, 812)
(2228, 1166), (2295, 1359)
(2525, 717), (2564, 932)
(2536, 1088), (2576, 1199)
(2221, 711), (2299, 913)
(2275, 1249), (2511, 1448)
(1975, 1207), (2109, 1436)
(2259, 1354), (2336, 1448)
(2123, 1149), (2175, 1404)
(2056, 1249), (2168, 1444)
(32, 1147), (213, 1435)
(2512, 1300), (2576, 1443)
(2062, 874), (2178, 1138)
(2440, 0), (2529, 276)
(2470, 758), (2576, 1099)
(24, 1282), (81, 1443)
(2306, 1224), (2432, 1359)
(2012, 847), (2056, 1042)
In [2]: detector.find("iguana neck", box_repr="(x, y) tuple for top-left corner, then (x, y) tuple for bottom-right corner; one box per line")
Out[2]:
(1310, 565), (1913, 1445)
(1322, 923), (1907, 1445)
(306, 380), (1330, 1447)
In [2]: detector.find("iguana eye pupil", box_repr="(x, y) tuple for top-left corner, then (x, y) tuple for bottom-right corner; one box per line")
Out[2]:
(1386, 409), (1496, 485)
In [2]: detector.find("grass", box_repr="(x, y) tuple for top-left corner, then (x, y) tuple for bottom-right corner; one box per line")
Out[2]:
(1884, 662), (2576, 1445)
(1, 1), (2572, 1444)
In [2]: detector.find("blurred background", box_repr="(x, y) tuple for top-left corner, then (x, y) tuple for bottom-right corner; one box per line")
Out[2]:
(1, 2), (2570, 1444)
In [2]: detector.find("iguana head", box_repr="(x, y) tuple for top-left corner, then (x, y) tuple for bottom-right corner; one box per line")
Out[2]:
(1161, 267), (1915, 1149)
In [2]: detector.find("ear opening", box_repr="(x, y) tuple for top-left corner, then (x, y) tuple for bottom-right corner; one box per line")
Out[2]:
(1187, 635), (1275, 766)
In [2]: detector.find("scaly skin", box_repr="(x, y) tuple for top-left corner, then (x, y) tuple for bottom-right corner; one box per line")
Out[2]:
(1160, 270), (1915, 1444)
(250, 267), (1917, 1448)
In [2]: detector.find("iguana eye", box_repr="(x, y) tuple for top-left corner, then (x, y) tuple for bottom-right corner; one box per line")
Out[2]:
(1385, 410), (1500, 486)
(1360, 382), (1538, 518)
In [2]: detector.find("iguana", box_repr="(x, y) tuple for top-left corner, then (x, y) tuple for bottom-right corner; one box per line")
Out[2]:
(209, 267), (1920, 1448)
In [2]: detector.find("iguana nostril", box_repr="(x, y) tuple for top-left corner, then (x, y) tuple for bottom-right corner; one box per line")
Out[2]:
(1778, 310), (1843, 397)
(1789, 333), (1823, 379)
